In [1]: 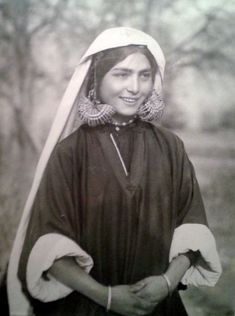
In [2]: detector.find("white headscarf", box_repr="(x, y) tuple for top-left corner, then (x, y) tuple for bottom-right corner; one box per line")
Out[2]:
(7, 27), (165, 316)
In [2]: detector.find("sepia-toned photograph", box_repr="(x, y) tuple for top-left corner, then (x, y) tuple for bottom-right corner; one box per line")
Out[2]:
(0, 0), (234, 315)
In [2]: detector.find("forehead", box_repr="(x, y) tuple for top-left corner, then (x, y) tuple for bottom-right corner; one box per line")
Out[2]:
(110, 52), (151, 71)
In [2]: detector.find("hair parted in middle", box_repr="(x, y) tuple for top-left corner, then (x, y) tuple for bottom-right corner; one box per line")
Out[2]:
(86, 45), (158, 100)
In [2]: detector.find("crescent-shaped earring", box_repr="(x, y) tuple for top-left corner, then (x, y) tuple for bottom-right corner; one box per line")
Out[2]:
(77, 60), (115, 126)
(77, 92), (115, 127)
(137, 89), (165, 121)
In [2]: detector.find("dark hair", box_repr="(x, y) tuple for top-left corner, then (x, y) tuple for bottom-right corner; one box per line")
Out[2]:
(86, 45), (158, 98)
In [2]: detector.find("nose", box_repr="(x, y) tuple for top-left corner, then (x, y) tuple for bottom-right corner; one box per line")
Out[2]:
(127, 75), (139, 95)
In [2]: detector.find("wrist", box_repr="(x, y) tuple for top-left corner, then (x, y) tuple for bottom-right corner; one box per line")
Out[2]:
(82, 281), (108, 308)
(164, 254), (191, 292)
(161, 273), (173, 296)
(106, 286), (112, 312)
(91, 284), (109, 307)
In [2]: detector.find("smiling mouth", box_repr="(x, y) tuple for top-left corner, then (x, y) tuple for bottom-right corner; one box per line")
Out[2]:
(120, 97), (139, 104)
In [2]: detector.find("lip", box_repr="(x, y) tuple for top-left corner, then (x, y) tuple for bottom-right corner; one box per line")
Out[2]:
(119, 96), (140, 104)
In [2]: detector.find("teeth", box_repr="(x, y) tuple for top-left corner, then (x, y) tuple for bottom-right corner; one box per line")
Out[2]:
(122, 97), (138, 103)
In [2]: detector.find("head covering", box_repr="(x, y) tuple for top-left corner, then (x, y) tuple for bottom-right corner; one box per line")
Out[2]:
(7, 27), (165, 316)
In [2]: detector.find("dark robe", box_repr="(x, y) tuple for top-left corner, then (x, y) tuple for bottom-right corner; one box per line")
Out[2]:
(18, 120), (207, 316)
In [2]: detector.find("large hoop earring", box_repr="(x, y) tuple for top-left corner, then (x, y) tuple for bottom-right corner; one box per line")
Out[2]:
(137, 89), (165, 121)
(77, 89), (115, 126)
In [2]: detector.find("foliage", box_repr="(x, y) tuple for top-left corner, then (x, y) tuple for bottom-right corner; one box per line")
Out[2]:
(181, 136), (235, 316)
(0, 0), (235, 313)
(220, 106), (235, 130)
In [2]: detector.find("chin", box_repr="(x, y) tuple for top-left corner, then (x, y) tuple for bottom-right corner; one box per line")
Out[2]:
(119, 108), (139, 117)
(120, 113), (137, 118)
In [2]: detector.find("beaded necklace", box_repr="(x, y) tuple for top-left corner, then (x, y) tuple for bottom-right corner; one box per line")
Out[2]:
(111, 116), (137, 132)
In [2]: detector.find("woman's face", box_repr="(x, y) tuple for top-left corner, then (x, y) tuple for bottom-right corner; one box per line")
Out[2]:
(99, 52), (154, 121)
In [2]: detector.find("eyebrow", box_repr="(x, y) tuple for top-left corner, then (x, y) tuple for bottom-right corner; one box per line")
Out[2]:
(111, 67), (152, 73)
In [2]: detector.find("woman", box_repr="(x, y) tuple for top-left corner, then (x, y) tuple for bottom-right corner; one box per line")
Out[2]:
(7, 27), (222, 316)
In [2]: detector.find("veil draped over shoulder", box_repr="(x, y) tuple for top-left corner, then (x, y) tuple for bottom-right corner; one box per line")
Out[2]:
(7, 27), (166, 316)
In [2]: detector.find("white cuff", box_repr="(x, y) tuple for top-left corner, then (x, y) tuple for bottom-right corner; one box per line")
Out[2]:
(169, 224), (222, 287)
(26, 233), (94, 302)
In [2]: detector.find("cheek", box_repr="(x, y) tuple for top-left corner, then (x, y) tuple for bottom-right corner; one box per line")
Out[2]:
(99, 79), (121, 99)
(143, 81), (154, 95)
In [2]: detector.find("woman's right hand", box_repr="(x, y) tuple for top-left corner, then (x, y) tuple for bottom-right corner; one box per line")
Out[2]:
(110, 285), (156, 316)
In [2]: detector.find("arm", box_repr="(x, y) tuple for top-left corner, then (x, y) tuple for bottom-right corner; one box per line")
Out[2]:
(49, 257), (156, 316)
(48, 257), (107, 307)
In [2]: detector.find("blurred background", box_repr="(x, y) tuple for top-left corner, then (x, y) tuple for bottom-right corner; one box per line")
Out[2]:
(0, 0), (234, 315)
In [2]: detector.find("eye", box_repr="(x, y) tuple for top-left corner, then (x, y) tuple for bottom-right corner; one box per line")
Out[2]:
(113, 72), (129, 78)
(140, 72), (152, 80)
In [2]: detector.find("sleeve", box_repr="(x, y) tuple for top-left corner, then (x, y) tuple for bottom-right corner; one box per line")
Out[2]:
(169, 224), (222, 286)
(26, 233), (93, 302)
(169, 138), (222, 286)
(18, 139), (94, 302)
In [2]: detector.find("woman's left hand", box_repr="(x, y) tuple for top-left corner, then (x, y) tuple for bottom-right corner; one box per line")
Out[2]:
(130, 276), (168, 304)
